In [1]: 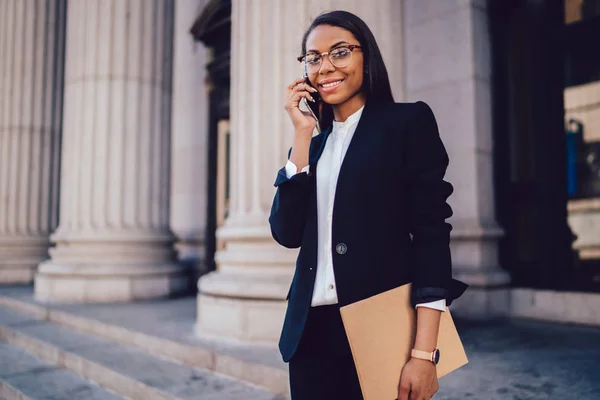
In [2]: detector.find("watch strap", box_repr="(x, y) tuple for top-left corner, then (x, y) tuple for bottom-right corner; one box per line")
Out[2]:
(411, 348), (435, 362)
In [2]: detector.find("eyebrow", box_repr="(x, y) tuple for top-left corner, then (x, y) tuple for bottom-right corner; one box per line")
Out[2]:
(306, 41), (350, 54)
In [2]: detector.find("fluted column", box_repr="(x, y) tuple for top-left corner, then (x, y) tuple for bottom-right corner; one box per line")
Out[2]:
(404, 0), (510, 317)
(0, 0), (65, 284)
(196, 0), (404, 343)
(35, 0), (186, 302)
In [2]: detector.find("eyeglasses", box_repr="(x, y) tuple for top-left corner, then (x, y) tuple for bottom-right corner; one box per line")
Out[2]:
(297, 45), (362, 74)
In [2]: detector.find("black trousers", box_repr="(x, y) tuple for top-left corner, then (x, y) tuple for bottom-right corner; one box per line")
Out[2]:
(288, 304), (364, 400)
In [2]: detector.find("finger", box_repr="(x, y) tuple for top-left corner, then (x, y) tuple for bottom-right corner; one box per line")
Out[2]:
(285, 94), (314, 116)
(408, 389), (421, 400)
(301, 83), (319, 93)
(286, 79), (307, 97)
(398, 382), (410, 400)
(287, 77), (306, 89)
(286, 83), (301, 98)
(289, 83), (318, 96)
(287, 77), (307, 91)
(290, 91), (314, 105)
(286, 90), (308, 108)
(297, 91), (315, 102)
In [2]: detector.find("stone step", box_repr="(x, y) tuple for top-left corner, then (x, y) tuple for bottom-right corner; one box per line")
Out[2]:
(0, 306), (284, 400)
(0, 292), (289, 396)
(0, 341), (123, 400)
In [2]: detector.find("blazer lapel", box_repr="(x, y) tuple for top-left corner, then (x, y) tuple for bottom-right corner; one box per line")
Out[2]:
(303, 126), (332, 273)
(309, 125), (332, 176)
(334, 102), (378, 194)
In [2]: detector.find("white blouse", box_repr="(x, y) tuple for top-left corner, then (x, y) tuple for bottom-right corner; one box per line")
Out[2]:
(285, 106), (445, 312)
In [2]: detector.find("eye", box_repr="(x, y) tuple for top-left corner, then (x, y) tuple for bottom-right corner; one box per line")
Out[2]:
(331, 48), (351, 58)
(305, 54), (321, 65)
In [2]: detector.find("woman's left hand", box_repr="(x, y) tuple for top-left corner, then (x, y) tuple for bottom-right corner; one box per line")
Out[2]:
(397, 358), (439, 400)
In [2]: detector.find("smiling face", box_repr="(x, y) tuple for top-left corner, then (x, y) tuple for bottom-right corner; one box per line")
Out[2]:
(304, 25), (366, 112)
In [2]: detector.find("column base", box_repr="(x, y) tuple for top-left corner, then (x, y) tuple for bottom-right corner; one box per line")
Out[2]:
(34, 262), (188, 303)
(34, 230), (189, 303)
(196, 270), (291, 344)
(451, 277), (511, 319)
(451, 268), (511, 319)
(0, 264), (37, 284)
(195, 218), (297, 343)
(0, 237), (50, 284)
(450, 223), (512, 318)
(196, 290), (286, 344)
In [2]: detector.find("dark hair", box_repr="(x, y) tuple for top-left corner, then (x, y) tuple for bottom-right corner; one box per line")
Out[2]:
(301, 10), (395, 130)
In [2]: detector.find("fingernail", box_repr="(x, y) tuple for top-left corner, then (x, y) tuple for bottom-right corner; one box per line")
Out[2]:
(312, 87), (318, 92)
(310, 97), (315, 102)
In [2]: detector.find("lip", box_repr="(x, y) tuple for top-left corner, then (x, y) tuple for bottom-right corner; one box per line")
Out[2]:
(318, 77), (345, 85)
(318, 78), (344, 94)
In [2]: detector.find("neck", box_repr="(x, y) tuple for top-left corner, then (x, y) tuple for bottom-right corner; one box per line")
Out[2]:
(332, 92), (367, 122)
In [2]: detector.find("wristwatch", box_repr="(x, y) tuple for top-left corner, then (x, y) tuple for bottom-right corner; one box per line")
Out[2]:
(411, 348), (440, 365)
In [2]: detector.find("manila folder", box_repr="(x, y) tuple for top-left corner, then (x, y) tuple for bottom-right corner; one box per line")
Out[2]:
(339, 283), (468, 400)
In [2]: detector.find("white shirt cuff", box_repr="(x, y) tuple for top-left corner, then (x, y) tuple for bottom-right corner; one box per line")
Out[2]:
(415, 299), (446, 312)
(285, 160), (310, 178)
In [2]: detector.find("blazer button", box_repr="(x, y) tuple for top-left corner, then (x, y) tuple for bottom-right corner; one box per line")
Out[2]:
(336, 243), (347, 255)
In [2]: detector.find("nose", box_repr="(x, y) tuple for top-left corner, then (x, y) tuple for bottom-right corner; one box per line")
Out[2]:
(319, 54), (336, 74)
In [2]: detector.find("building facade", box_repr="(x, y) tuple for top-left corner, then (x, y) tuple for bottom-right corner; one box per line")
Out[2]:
(0, 0), (599, 344)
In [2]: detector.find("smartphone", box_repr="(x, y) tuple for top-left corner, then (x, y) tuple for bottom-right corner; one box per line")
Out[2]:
(302, 62), (321, 132)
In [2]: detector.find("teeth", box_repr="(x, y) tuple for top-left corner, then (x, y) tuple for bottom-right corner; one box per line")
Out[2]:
(322, 80), (342, 88)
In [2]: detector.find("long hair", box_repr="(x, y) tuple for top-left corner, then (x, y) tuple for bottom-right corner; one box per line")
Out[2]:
(301, 10), (395, 131)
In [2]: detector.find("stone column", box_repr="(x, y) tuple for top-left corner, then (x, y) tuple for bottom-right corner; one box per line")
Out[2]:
(170, 0), (211, 285)
(0, 0), (65, 284)
(565, 81), (600, 261)
(35, 0), (187, 302)
(196, 0), (404, 343)
(404, 0), (510, 317)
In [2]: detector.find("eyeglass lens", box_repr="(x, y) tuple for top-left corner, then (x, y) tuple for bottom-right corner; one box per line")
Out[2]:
(305, 47), (353, 73)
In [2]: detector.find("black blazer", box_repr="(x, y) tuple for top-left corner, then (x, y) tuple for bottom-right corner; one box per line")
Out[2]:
(269, 101), (467, 363)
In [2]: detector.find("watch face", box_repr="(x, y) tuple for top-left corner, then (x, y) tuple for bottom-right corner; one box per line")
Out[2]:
(433, 349), (440, 365)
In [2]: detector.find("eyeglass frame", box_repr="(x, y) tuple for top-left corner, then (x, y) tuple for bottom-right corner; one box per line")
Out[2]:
(297, 44), (363, 72)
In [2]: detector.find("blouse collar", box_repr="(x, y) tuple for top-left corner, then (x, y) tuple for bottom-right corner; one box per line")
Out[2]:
(332, 105), (365, 131)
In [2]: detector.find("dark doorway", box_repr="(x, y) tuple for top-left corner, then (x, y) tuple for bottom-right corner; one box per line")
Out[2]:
(191, 0), (231, 273)
(489, 0), (575, 290)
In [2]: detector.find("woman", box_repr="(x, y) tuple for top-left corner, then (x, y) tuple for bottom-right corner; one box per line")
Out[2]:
(269, 10), (466, 400)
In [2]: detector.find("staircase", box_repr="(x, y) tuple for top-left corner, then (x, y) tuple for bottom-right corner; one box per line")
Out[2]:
(0, 287), (289, 400)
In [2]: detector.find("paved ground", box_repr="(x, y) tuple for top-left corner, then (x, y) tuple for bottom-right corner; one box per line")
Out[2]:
(438, 318), (600, 399)
(1, 286), (599, 399)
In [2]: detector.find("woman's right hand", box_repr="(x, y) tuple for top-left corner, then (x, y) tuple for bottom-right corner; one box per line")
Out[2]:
(284, 77), (319, 134)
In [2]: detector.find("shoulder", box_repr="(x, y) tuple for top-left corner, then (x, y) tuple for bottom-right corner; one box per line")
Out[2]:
(390, 101), (435, 119)
(366, 101), (435, 124)
(380, 101), (438, 132)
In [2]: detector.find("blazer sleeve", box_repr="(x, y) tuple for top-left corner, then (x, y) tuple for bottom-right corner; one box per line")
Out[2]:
(268, 147), (313, 249)
(403, 101), (467, 306)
